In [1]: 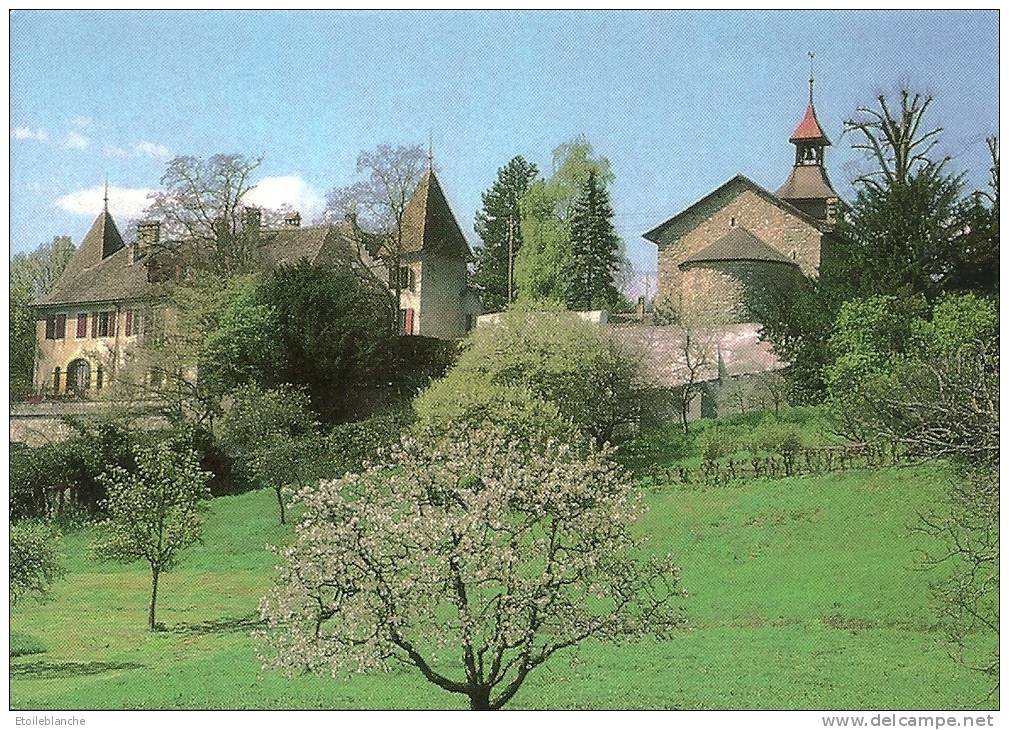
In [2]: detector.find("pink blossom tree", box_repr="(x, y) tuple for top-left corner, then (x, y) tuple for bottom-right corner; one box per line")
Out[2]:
(259, 426), (684, 709)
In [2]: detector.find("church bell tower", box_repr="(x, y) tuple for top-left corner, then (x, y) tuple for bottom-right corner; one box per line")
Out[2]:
(776, 60), (842, 226)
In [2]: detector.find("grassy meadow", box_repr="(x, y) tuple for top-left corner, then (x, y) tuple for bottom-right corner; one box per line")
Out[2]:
(9, 414), (994, 710)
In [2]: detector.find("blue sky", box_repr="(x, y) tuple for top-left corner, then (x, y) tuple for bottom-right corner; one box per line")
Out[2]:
(10, 10), (999, 286)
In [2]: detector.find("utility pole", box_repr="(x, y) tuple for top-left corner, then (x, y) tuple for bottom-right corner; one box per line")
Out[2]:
(506, 214), (514, 304)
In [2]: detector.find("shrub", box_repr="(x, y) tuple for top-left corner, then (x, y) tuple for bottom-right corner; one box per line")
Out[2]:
(10, 521), (64, 606)
(445, 311), (640, 443)
(698, 425), (740, 462)
(750, 419), (803, 456)
(413, 375), (577, 449)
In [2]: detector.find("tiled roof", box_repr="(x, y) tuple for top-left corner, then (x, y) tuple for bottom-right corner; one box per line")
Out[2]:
(33, 210), (378, 308)
(789, 102), (831, 144)
(641, 174), (828, 247)
(679, 227), (797, 268)
(395, 169), (471, 258)
(776, 163), (839, 202)
(35, 245), (155, 307)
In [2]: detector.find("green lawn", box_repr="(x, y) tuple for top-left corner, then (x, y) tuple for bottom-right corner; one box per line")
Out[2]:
(10, 459), (993, 709)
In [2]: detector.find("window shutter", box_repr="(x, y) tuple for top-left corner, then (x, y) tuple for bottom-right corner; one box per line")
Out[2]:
(45, 317), (55, 340)
(405, 308), (415, 336)
(55, 314), (67, 339)
(91, 312), (98, 338)
(125, 310), (133, 337)
(76, 313), (87, 338)
(109, 311), (117, 336)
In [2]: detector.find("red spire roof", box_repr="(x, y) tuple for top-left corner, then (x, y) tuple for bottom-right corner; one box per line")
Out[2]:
(789, 79), (831, 145)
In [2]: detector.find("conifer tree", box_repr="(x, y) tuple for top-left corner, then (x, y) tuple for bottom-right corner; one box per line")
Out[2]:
(565, 170), (622, 310)
(472, 156), (538, 310)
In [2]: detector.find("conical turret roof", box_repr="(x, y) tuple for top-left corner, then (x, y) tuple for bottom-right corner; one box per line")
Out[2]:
(395, 169), (471, 258)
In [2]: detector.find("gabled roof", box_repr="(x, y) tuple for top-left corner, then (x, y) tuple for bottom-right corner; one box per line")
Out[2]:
(395, 169), (471, 259)
(790, 102), (831, 145)
(678, 227), (798, 268)
(776, 163), (839, 201)
(641, 174), (827, 247)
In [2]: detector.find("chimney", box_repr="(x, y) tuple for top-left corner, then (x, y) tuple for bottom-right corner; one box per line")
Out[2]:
(284, 211), (301, 228)
(243, 206), (262, 232)
(132, 221), (159, 264)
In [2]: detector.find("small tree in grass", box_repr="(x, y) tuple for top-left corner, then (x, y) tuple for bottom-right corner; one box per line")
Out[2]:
(259, 426), (684, 709)
(10, 522), (65, 606)
(93, 434), (212, 631)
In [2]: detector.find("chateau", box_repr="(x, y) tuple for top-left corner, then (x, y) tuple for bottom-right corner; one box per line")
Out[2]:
(28, 168), (481, 397)
(644, 79), (842, 324)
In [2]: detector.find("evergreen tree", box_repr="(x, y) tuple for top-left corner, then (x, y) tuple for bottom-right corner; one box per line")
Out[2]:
(565, 170), (622, 310)
(472, 156), (538, 310)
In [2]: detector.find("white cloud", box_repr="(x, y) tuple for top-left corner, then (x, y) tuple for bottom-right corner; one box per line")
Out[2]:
(244, 175), (324, 216)
(71, 115), (93, 128)
(132, 141), (172, 160)
(11, 126), (49, 142)
(62, 131), (90, 150)
(55, 185), (154, 219)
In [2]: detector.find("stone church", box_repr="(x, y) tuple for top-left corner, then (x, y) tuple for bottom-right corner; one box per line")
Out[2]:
(644, 79), (843, 324)
(29, 168), (482, 398)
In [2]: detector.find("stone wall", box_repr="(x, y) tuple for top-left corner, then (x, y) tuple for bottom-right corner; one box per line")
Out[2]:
(655, 180), (824, 321)
(680, 260), (806, 325)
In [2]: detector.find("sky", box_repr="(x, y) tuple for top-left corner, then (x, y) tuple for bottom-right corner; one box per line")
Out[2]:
(9, 10), (999, 289)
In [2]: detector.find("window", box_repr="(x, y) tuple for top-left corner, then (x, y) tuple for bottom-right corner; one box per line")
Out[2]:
(398, 266), (415, 291)
(52, 367), (61, 393)
(96, 311), (116, 338)
(730, 216), (737, 227)
(76, 313), (87, 339)
(96, 365), (104, 392)
(45, 314), (66, 340)
(125, 310), (142, 337)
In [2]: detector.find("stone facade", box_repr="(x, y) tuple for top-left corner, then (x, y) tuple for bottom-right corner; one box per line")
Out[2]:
(650, 178), (826, 324)
(679, 259), (807, 325)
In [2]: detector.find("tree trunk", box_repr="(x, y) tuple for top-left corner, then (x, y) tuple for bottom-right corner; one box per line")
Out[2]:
(468, 686), (493, 710)
(149, 565), (160, 631)
(275, 486), (286, 525)
(680, 395), (690, 435)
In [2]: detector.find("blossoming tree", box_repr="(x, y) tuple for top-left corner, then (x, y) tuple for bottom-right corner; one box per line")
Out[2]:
(259, 426), (684, 709)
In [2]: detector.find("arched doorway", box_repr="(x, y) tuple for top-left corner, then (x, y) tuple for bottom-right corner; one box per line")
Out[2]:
(67, 358), (91, 397)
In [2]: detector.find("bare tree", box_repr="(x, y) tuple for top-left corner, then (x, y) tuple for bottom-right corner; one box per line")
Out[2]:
(144, 154), (264, 273)
(670, 329), (714, 434)
(844, 89), (950, 191)
(321, 144), (428, 326)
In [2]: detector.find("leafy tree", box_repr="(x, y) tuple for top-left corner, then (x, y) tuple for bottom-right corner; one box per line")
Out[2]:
(10, 522), (64, 606)
(218, 383), (319, 524)
(514, 137), (613, 305)
(757, 88), (996, 399)
(93, 433), (212, 630)
(565, 170), (623, 311)
(244, 262), (392, 420)
(443, 308), (640, 443)
(144, 153), (265, 273)
(10, 236), (75, 398)
(472, 156), (539, 310)
(260, 426), (684, 710)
